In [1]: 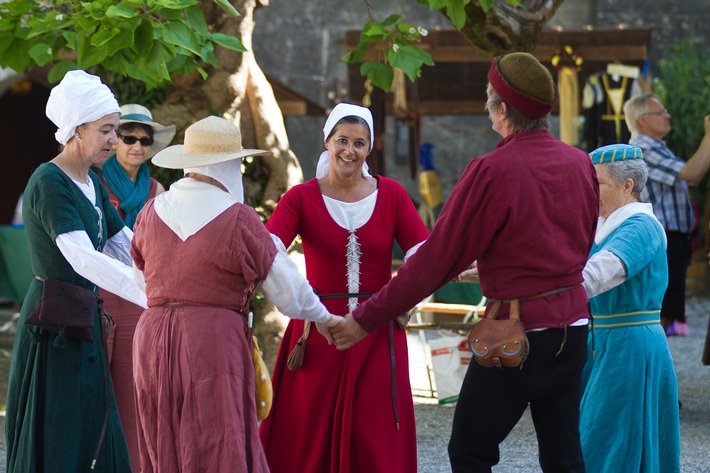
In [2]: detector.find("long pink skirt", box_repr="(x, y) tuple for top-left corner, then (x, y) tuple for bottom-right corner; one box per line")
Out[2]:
(133, 306), (268, 473)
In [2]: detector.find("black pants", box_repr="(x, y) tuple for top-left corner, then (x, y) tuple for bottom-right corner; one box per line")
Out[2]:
(662, 231), (692, 323)
(448, 326), (587, 473)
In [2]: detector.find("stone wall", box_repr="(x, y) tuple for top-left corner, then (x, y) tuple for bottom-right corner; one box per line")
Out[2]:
(253, 0), (710, 199)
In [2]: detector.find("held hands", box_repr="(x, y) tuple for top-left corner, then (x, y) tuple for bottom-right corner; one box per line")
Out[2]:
(456, 261), (479, 283)
(331, 313), (368, 350)
(316, 314), (343, 345)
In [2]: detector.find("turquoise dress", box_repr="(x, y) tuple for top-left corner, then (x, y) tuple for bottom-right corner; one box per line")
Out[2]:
(5, 163), (131, 472)
(580, 212), (680, 473)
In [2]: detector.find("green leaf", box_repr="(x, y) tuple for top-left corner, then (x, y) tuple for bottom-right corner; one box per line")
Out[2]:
(48, 61), (80, 83)
(90, 26), (120, 47)
(361, 61), (394, 92)
(446, 0), (468, 30)
(0, 38), (31, 71)
(162, 20), (200, 55)
(74, 13), (100, 32)
(479, 0), (496, 12)
(150, 0), (197, 8)
(199, 44), (218, 67)
(209, 32), (246, 52)
(106, 4), (137, 19)
(362, 22), (388, 39)
(28, 42), (53, 66)
(387, 44), (433, 82)
(341, 42), (370, 64)
(426, 0), (449, 10)
(213, 0), (239, 17)
(104, 22), (137, 56)
(381, 14), (401, 27)
(75, 30), (108, 69)
(184, 5), (209, 36)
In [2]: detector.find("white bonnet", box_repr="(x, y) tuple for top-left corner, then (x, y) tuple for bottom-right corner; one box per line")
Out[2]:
(46, 70), (121, 145)
(315, 103), (374, 179)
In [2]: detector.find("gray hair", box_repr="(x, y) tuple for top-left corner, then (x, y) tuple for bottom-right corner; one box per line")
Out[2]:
(623, 93), (658, 134)
(603, 158), (649, 198)
(486, 83), (550, 133)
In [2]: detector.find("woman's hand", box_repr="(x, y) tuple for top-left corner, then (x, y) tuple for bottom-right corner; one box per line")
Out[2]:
(316, 314), (342, 345)
(456, 261), (479, 282)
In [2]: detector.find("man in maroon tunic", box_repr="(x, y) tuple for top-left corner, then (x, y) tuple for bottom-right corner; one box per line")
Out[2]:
(333, 52), (599, 472)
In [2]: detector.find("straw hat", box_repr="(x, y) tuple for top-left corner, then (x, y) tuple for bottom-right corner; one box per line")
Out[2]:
(119, 104), (177, 157)
(152, 116), (270, 169)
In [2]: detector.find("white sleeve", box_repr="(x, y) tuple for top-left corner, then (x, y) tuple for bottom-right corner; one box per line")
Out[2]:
(56, 231), (148, 308)
(102, 226), (134, 266)
(582, 250), (628, 299)
(260, 234), (332, 324)
(403, 241), (425, 261)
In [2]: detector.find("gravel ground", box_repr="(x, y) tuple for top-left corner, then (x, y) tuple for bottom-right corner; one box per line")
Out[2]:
(0, 297), (708, 472)
(412, 296), (710, 472)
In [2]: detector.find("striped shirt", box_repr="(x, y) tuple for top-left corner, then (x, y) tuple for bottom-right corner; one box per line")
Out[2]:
(631, 133), (695, 233)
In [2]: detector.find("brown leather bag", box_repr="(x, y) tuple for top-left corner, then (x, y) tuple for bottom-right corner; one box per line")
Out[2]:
(25, 278), (96, 344)
(467, 299), (529, 369)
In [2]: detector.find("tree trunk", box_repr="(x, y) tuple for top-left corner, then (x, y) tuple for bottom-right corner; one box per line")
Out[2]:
(151, 0), (302, 214)
(455, 0), (566, 55)
(151, 0), (297, 364)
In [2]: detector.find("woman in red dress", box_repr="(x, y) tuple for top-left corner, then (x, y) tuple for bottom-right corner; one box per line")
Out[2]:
(259, 103), (429, 473)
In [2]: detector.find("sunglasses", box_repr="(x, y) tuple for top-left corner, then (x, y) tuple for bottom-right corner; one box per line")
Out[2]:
(118, 135), (154, 146)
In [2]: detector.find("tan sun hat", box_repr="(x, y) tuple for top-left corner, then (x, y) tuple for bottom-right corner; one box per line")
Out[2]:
(152, 116), (270, 169)
(119, 104), (177, 157)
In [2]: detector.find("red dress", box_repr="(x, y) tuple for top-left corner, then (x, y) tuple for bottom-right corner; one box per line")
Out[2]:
(99, 176), (158, 472)
(258, 177), (428, 473)
(131, 201), (276, 473)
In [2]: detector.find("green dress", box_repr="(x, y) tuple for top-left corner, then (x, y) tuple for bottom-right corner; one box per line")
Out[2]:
(5, 163), (131, 472)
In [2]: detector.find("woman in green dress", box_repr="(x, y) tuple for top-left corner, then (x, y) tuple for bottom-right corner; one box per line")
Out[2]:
(5, 70), (146, 472)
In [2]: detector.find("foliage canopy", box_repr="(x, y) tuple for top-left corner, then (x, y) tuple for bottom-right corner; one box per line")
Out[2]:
(342, 0), (521, 91)
(0, 0), (245, 88)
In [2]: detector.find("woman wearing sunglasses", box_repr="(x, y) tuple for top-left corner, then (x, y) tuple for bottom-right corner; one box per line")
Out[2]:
(97, 103), (176, 472)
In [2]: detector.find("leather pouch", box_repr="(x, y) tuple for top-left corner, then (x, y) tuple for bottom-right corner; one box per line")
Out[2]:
(467, 299), (529, 369)
(26, 278), (95, 344)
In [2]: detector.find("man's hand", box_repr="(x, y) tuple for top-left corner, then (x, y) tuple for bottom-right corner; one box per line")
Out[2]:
(316, 314), (342, 345)
(331, 313), (368, 350)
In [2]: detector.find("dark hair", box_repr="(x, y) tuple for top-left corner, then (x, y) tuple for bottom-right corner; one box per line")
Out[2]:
(326, 116), (371, 143)
(118, 122), (154, 138)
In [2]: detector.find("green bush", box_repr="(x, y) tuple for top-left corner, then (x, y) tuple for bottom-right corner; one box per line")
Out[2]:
(654, 39), (710, 206)
(654, 38), (710, 251)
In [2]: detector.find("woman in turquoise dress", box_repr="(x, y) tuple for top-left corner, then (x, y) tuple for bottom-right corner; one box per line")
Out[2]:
(580, 144), (680, 473)
(5, 70), (146, 472)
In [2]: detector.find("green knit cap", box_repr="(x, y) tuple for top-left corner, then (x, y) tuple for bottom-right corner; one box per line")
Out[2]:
(498, 53), (556, 103)
(488, 52), (557, 118)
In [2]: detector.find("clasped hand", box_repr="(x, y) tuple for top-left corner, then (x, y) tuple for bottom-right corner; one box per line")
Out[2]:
(316, 313), (368, 350)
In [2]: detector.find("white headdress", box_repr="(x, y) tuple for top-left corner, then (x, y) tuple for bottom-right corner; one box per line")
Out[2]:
(45, 70), (121, 145)
(315, 103), (374, 179)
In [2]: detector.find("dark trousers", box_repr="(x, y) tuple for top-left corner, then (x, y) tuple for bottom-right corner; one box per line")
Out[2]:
(662, 231), (692, 323)
(448, 326), (587, 473)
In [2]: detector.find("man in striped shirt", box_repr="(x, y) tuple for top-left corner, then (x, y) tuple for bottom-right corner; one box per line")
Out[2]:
(624, 94), (710, 335)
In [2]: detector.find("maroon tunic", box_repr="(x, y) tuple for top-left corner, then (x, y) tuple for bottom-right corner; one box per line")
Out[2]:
(131, 201), (276, 473)
(354, 130), (599, 331)
(259, 177), (429, 473)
